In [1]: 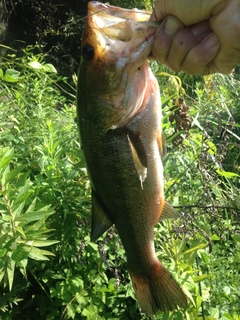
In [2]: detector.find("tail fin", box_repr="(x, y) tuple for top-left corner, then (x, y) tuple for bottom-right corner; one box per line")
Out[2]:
(129, 261), (187, 315)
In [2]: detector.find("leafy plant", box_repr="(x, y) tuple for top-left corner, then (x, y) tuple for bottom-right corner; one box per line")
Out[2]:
(0, 147), (58, 291)
(0, 16), (240, 320)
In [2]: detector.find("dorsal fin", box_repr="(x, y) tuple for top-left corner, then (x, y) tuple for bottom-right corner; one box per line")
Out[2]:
(159, 200), (181, 221)
(91, 189), (113, 241)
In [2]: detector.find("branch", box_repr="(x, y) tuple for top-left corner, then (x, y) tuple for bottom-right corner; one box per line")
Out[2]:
(174, 204), (238, 210)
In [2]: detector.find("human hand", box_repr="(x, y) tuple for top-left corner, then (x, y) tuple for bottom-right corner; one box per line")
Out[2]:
(150, 0), (240, 75)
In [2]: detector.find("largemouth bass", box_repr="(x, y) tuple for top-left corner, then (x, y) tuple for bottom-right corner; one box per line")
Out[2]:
(77, 1), (187, 315)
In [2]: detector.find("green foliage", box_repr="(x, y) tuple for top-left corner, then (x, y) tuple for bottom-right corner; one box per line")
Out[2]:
(0, 33), (239, 320)
(0, 147), (57, 292)
(153, 61), (240, 319)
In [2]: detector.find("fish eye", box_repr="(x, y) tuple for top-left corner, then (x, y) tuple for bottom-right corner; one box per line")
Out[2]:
(82, 44), (94, 61)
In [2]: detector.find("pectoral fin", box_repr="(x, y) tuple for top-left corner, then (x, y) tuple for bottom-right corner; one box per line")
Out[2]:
(157, 130), (167, 159)
(159, 200), (181, 221)
(127, 131), (148, 188)
(127, 130), (148, 168)
(91, 189), (113, 241)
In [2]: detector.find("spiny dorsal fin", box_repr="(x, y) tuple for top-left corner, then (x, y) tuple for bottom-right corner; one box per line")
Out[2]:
(91, 189), (113, 241)
(159, 200), (181, 221)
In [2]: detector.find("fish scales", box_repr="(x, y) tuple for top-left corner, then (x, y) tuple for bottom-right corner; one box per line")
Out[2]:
(80, 68), (163, 271)
(77, 1), (187, 315)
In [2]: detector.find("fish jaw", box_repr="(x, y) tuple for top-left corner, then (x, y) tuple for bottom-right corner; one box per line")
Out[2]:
(78, 2), (157, 131)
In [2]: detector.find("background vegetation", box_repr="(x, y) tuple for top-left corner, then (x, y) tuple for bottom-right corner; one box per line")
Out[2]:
(0, 0), (239, 319)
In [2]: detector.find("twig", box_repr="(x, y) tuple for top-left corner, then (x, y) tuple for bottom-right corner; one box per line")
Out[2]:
(173, 205), (238, 210)
(196, 255), (206, 320)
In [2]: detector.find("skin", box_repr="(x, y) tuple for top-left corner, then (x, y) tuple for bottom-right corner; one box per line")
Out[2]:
(150, 0), (240, 75)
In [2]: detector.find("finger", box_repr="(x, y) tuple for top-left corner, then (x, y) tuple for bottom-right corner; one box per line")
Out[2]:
(179, 32), (220, 75)
(151, 17), (218, 75)
(151, 0), (227, 24)
(209, 46), (240, 74)
(151, 16), (184, 63)
(165, 21), (214, 72)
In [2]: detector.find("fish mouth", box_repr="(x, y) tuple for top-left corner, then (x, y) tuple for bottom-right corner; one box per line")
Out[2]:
(81, 1), (157, 129)
(85, 1), (156, 63)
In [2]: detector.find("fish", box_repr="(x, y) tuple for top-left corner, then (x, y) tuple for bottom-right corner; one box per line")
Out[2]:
(77, 1), (188, 315)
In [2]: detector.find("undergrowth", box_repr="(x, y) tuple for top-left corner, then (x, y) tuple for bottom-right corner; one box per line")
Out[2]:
(0, 42), (239, 320)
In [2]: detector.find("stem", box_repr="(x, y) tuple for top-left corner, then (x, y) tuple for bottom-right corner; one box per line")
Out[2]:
(173, 204), (237, 210)
(196, 255), (206, 320)
(0, 183), (16, 236)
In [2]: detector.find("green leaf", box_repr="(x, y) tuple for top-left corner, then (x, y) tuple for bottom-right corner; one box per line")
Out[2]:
(18, 258), (28, 279)
(67, 303), (76, 319)
(234, 254), (240, 263)
(216, 169), (240, 178)
(206, 140), (217, 155)
(28, 247), (55, 261)
(196, 295), (203, 310)
(88, 242), (98, 251)
(11, 244), (32, 262)
(15, 226), (26, 238)
(25, 197), (37, 213)
(14, 180), (30, 205)
(0, 248), (7, 257)
(7, 258), (16, 291)
(0, 68), (3, 79)
(232, 234), (240, 242)
(28, 61), (57, 73)
(12, 202), (25, 219)
(0, 155), (14, 170)
(30, 240), (59, 247)
(210, 234), (220, 241)
(210, 307), (220, 318)
(1, 214), (12, 222)
(3, 69), (20, 82)
(0, 233), (9, 246)
(13, 193), (31, 209)
(42, 63), (57, 73)
(108, 278), (117, 292)
(3, 164), (26, 186)
(181, 285), (195, 305)
(222, 313), (234, 320)
(193, 274), (212, 282)
(183, 243), (208, 254)
(223, 286), (231, 295)
(28, 61), (42, 69)
(75, 291), (88, 305)
(15, 209), (54, 225)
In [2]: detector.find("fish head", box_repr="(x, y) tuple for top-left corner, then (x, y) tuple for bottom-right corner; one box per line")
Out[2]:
(78, 1), (156, 130)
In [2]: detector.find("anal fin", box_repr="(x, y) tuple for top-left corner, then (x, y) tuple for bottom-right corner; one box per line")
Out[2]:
(159, 200), (181, 221)
(91, 189), (113, 241)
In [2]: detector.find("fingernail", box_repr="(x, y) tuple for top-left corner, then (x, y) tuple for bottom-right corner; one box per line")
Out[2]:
(164, 16), (183, 36)
(191, 22), (210, 36)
